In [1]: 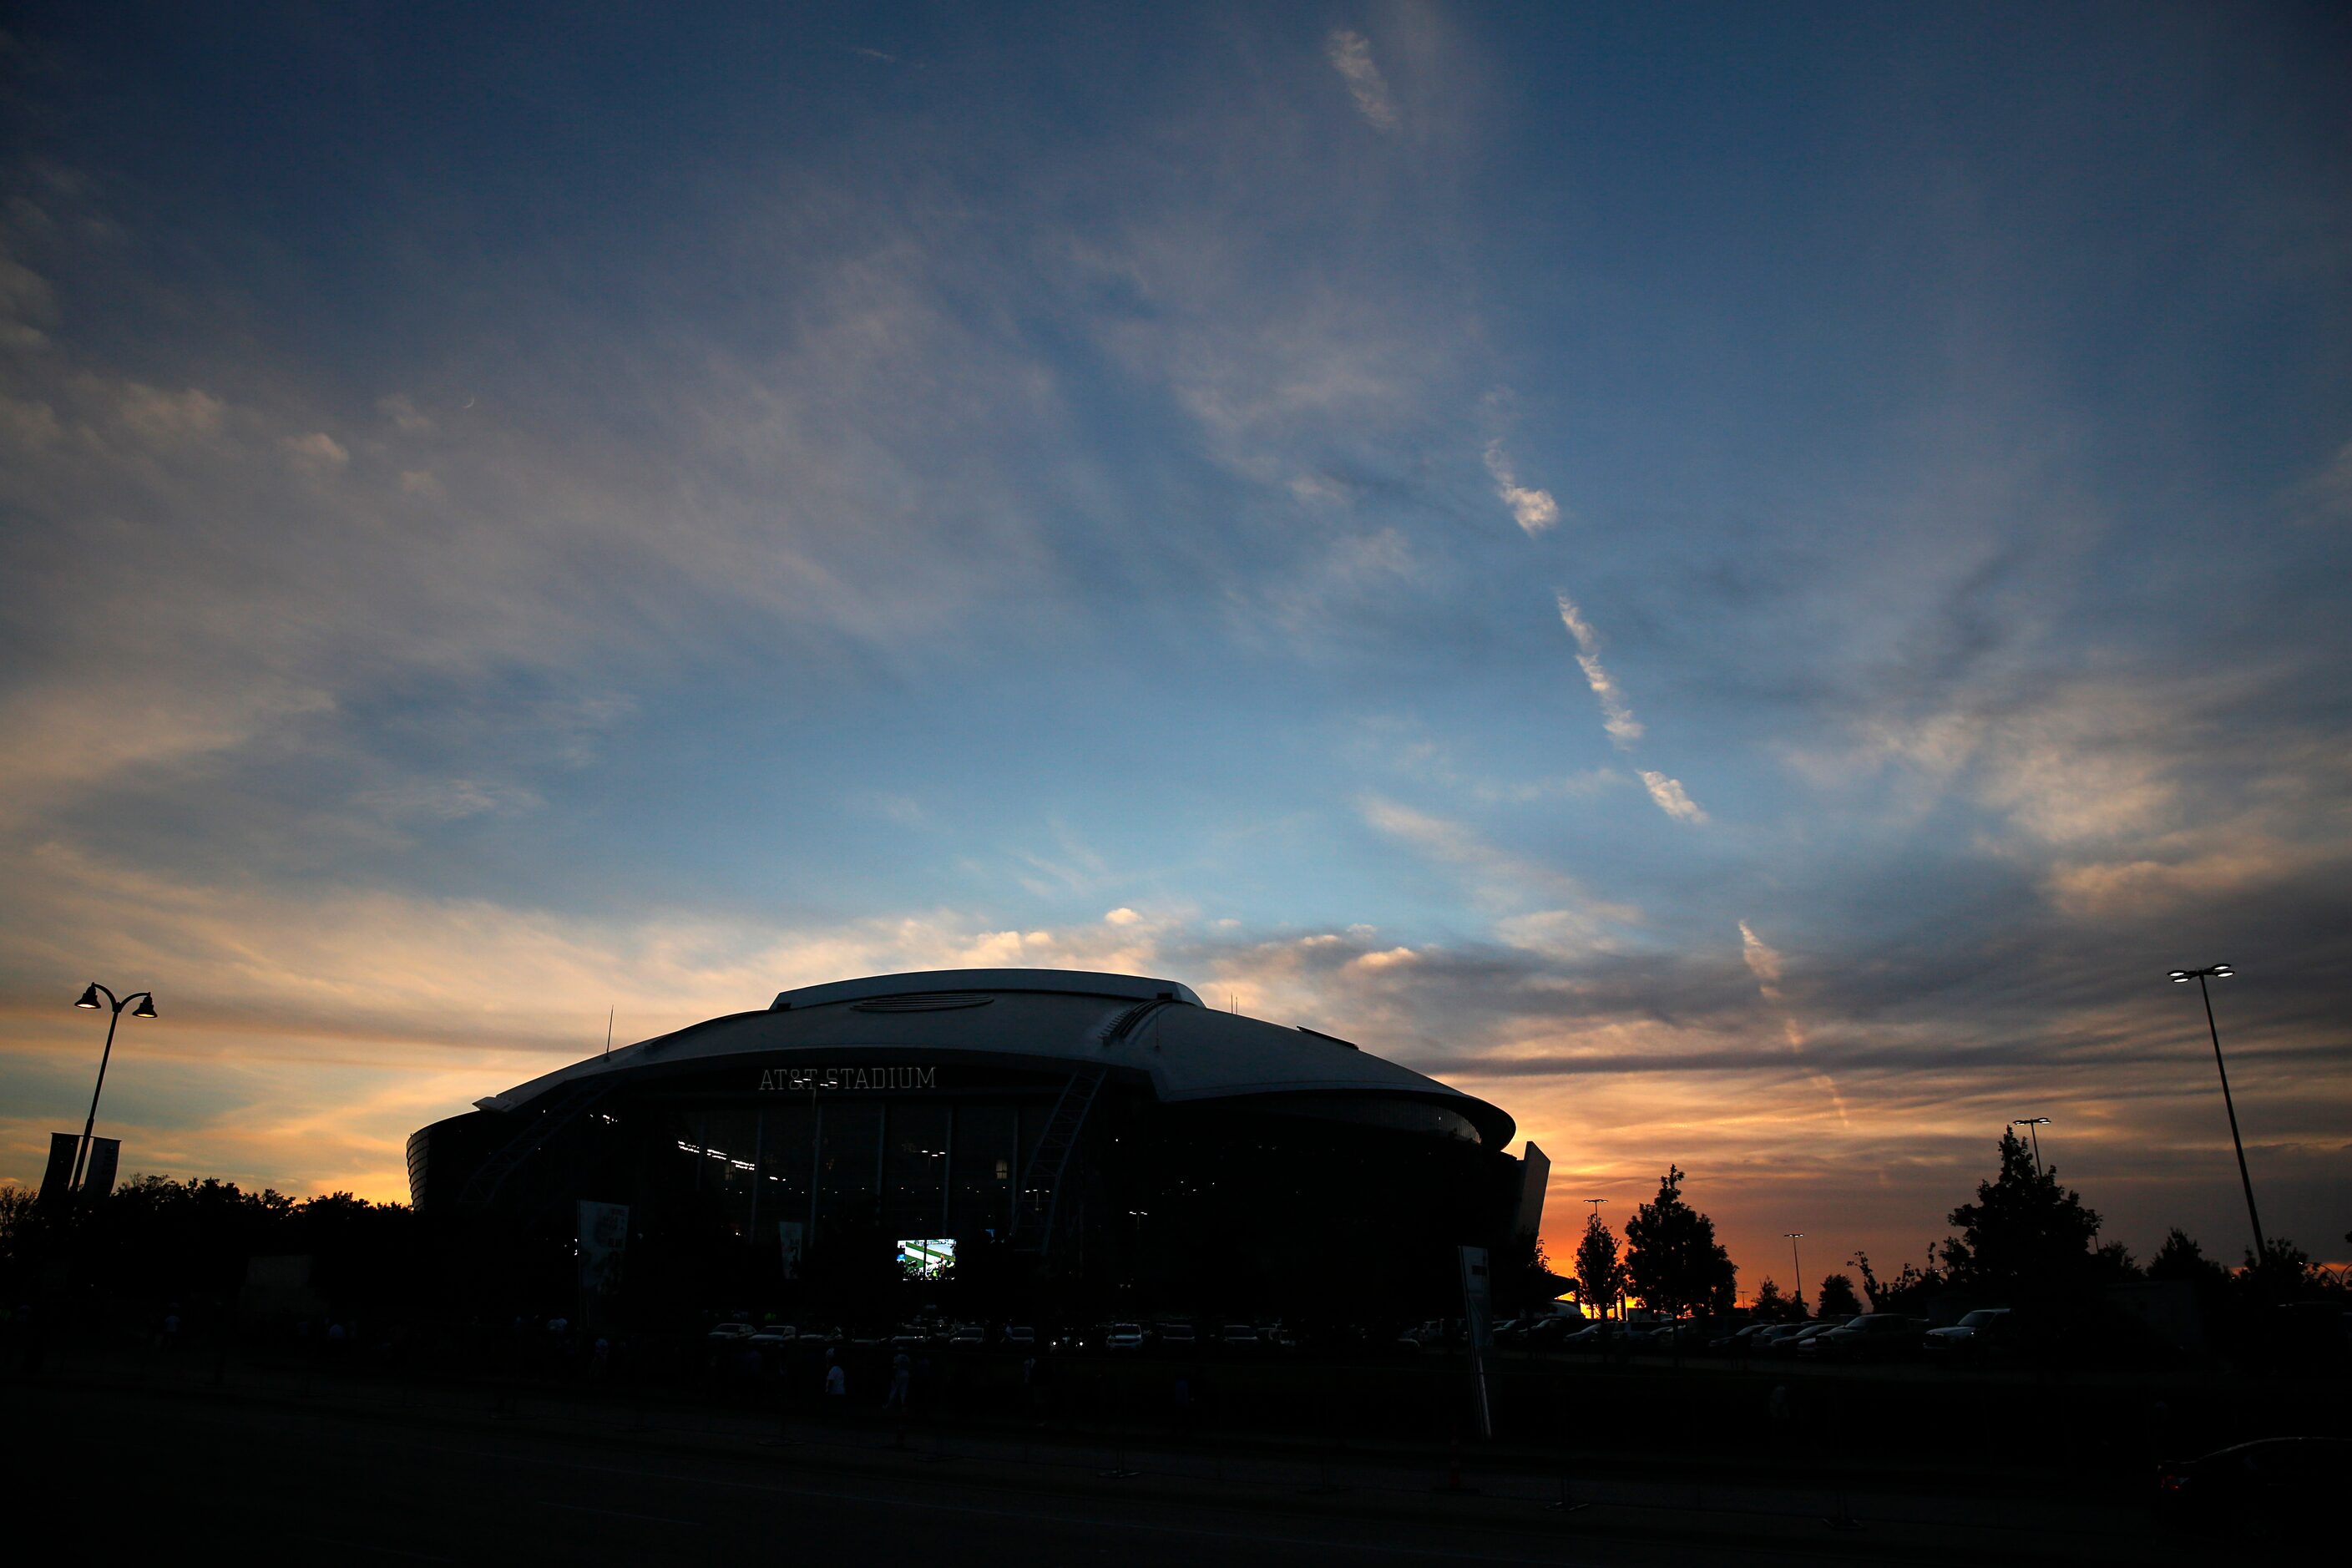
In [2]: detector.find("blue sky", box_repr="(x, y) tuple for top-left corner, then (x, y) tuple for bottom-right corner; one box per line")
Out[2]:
(3, 3), (2347, 1288)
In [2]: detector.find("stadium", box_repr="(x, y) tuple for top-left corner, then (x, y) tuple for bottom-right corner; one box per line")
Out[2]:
(408, 969), (1544, 1317)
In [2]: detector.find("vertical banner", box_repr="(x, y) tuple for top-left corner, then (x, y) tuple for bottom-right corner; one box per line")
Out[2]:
(777, 1221), (805, 1281)
(575, 1201), (630, 1314)
(1459, 1244), (1495, 1439)
(37, 1132), (78, 1206)
(81, 1137), (121, 1201)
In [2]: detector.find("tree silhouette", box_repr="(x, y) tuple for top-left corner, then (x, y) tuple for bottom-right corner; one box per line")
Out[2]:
(2148, 1227), (2228, 1288)
(1814, 1272), (1863, 1318)
(1571, 1211), (1624, 1318)
(1622, 1166), (1737, 1318)
(1938, 1130), (2102, 1298)
(1749, 1276), (1802, 1322)
(1850, 1248), (1943, 1314)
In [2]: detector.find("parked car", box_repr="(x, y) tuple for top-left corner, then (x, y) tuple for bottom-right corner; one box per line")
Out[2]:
(1155, 1322), (1198, 1353)
(1922, 1308), (2011, 1360)
(1557, 1321), (1624, 1353)
(948, 1323), (988, 1349)
(1763, 1320), (1844, 1357)
(1218, 1323), (1261, 1352)
(1523, 1315), (1580, 1351)
(706, 1322), (757, 1346)
(1807, 1313), (1925, 1362)
(1001, 1325), (1036, 1350)
(1712, 1322), (1779, 1354)
(1105, 1322), (1147, 1352)
(2157, 1438), (2352, 1539)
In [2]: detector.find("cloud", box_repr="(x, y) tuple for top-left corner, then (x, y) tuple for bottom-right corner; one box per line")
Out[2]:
(1324, 30), (1401, 131)
(377, 393), (435, 435)
(1555, 594), (1645, 748)
(1103, 906), (1142, 926)
(1638, 770), (1707, 823)
(355, 777), (544, 822)
(1483, 440), (1560, 535)
(2292, 437), (2352, 525)
(282, 431), (349, 468)
(1737, 921), (1783, 994)
(115, 383), (225, 444)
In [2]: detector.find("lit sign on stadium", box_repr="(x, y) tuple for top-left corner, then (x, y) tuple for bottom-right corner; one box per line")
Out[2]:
(757, 1065), (937, 1091)
(897, 1237), (955, 1278)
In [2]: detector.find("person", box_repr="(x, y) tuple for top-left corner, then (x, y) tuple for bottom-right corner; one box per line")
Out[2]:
(885, 1348), (912, 1411)
(823, 1354), (847, 1417)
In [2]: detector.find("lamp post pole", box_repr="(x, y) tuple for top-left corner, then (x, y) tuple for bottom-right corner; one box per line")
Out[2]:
(1783, 1232), (1805, 1315)
(2169, 964), (2265, 1258)
(70, 982), (155, 1191)
(1582, 1198), (1607, 1317)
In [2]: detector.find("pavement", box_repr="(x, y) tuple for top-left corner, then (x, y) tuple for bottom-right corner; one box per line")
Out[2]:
(11, 1353), (2194, 1565)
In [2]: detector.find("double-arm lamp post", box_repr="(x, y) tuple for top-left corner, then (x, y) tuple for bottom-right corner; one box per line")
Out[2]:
(72, 982), (155, 1192)
(2168, 964), (2265, 1258)
(2008, 1116), (2049, 1173)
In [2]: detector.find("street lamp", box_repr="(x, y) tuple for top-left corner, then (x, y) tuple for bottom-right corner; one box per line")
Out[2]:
(1783, 1232), (1805, 1315)
(2008, 1117), (2050, 1174)
(70, 982), (156, 1192)
(2168, 964), (2265, 1258)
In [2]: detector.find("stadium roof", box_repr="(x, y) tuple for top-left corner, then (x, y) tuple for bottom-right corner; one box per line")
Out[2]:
(475, 968), (1512, 1145)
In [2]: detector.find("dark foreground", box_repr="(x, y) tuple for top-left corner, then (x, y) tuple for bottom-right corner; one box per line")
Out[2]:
(15, 1360), (2214, 1567)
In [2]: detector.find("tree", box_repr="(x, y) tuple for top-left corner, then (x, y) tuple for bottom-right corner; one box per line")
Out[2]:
(1622, 1166), (1737, 1318)
(1814, 1272), (1863, 1318)
(2240, 1236), (2347, 1303)
(2092, 1242), (2142, 1282)
(1749, 1277), (1803, 1323)
(2148, 1227), (2228, 1289)
(1938, 1130), (2102, 1298)
(1572, 1212), (1624, 1318)
(1850, 1249), (1942, 1314)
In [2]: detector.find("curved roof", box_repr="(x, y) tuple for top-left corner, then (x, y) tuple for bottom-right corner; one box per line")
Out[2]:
(477, 968), (1512, 1145)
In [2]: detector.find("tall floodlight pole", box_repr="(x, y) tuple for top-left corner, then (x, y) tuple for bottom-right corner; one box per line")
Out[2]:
(2168, 964), (2265, 1258)
(1783, 1232), (1805, 1313)
(1582, 1199), (1607, 1316)
(70, 982), (157, 1191)
(2009, 1117), (2050, 1174)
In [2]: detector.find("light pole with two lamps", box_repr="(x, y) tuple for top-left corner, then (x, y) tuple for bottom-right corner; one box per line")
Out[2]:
(1783, 1232), (1805, 1316)
(2008, 1116), (2050, 1174)
(2168, 964), (2266, 1258)
(71, 981), (155, 1192)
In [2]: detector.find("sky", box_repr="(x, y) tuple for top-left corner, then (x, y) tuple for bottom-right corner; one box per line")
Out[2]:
(3, 3), (2348, 1296)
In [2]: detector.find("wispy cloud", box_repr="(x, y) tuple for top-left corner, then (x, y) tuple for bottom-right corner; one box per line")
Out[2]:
(1555, 594), (1644, 748)
(1737, 919), (1783, 995)
(1483, 439), (1560, 535)
(1324, 29), (1401, 131)
(1639, 770), (1707, 824)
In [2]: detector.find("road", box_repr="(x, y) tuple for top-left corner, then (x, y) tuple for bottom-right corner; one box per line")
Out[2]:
(13, 1378), (2174, 1566)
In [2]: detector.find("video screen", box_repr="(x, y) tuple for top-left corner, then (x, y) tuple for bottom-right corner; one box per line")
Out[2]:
(896, 1237), (955, 1278)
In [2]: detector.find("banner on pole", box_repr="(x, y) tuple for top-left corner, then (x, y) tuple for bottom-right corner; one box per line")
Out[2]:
(37, 1132), (78, 1206)
(81, 1137), (121, 1201)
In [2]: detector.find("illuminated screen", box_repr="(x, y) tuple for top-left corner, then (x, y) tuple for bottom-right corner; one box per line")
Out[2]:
(897, 1237), (955, 1278)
